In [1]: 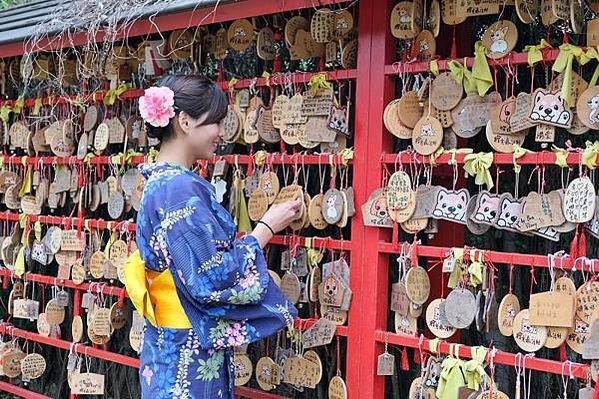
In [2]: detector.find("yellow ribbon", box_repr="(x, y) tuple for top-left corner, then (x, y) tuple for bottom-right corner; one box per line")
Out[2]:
(551, 145), (569, 168)
(437, 351), (466, 399)
(467, 251), (484, 288)
(15, 247), (25, 277)
(472, 41), (493, 96)
(340, 148), (354, 166)
(429, 146), (446, 166)
(447, 248), (465, 289)
(523, 39), (552, 67)
(228, 78), (238, 91)
(308, 72), (332, 97)
(254, 150), (267, 167)
(463, 152), (494, 190)
(0, 103), (13, 122)
(585, 47), (599, 87)
(582, 141), (599, 170)
(148, 148), (160, 163)
(34, 221), (42, 241)
(552, 44), (592, 107)
(430, 60), (440, 77)
(12, 97), (24, 114)
(19, 165), (32, 197)
(463, 347), (488, 391)
(32, 99), (43, 116)
(512, 144), (533, 174)
(103, 84), (129, 106)
(307, 248), (323, 268)
(261, 71), (271, 87)
(448, 60), (477, 94)
(70, 95), (86, 112)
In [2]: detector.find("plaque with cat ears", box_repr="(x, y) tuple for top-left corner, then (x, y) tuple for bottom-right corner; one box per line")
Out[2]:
(482, 20), (518, 60)
(431, 188), (470, 225)
(465, 195), (490, 235)
(328, 106), (350, 136)
(528, 88), (573, 128)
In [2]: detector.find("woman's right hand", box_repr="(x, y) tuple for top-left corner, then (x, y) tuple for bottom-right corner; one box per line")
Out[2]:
(260, 197), (303, 234)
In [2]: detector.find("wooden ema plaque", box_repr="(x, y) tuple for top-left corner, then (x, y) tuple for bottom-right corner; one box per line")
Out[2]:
(386, 171), (412, 211)
(498, 293), (520, 336)
(21, 353), (46, 380)
(227, 19), (254, 52)
(412, 116), (443, 156)
(233, 353), (252, 386)
(303, 317), (336, 349)
(398, 91), (423, 129)
(283, 355), (321, 388)
(390, 2), (416, 39)
(426, 298), (456, 339)
(329, 376), (348, 399)
(481, 20), (518, 60)
(515, 0), (540, 24)
(529, 291), (574, 327)
(71, 372), (105, 395)
(431, 72), (463, 111)
(512, 309), (548, 352)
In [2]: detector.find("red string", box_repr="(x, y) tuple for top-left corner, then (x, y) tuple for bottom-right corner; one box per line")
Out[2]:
(336, 336), (341, 375)
(509, 264), (514, 294)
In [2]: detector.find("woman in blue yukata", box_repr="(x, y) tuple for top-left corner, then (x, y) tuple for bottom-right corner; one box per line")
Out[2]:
(125, 75), (301, 399)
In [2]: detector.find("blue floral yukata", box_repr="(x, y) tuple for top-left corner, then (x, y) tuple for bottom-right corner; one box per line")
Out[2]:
(136, 162), (298, 399)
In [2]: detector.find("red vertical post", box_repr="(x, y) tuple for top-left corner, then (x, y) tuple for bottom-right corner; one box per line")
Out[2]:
(344, 0), (374, 396)
(348, 0), (396, 398)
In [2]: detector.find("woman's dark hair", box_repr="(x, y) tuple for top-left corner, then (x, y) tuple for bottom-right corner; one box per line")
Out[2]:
(145, 74), (228, 141)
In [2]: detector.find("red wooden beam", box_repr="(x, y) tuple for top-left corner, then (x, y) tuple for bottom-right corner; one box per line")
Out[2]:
(381, 151), (595, 167)
(0, 380), (52, 399)
(1, 69), (357, 108)
(0, 0), (353, 58)
(378, 242), (598, 272)
(0, 324), (140, 368)
(235, 387), (290, 399)
(374, 330), (590, 380)
(348, 0), (396, 398)
(384, 49), (561, 75)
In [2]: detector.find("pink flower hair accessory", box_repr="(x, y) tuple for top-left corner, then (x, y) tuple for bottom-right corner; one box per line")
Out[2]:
(138, 86), (176, 127)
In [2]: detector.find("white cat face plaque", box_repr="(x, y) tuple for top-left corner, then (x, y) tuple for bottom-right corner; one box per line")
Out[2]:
(432, 188), (469, 224)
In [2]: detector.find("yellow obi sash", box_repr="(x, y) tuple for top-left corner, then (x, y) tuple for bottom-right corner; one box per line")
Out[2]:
(124, 250), (192, 329)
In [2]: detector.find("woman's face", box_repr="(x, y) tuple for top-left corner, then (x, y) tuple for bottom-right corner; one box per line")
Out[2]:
(178, 113), (223, 160)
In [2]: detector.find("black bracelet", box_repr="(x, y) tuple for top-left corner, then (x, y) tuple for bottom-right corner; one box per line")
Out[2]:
(257, 220), (275, 235)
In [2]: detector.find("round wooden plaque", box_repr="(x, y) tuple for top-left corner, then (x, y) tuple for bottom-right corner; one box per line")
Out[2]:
(259, 171), (280, 205)
(485, 120), (527, 153)
(72, 315), (83, 343)
(398, 91), (423, 129)
(248, 189), (269, 222)
(566, 318), (589, 355)
(545, 326), (568, 349)
(577, 86), (599, 130)
(431, 72), (463, 111)
(405, 266), (430, 305)
(515, 0), (540, 24)
(329, 376), (348, 399)
(512, 309), (548, 352)
(227, 19), (255, 52)
(481, 20), (518, 60)
(21, 353), (46, 380)
(444, 288), (477, 329)
(426, 298), (457, 339)
(497, 293), (520, 336)
(322, 188), (344, 225)
(412, 115), (443, 156)
(233, 353), (253, 386)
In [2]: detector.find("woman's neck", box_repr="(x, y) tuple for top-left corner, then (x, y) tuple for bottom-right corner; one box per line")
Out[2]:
(155, 140), (195, 169)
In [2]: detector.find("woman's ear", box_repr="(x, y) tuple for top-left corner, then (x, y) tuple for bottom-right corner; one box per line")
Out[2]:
(177, 111), (192, 134)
